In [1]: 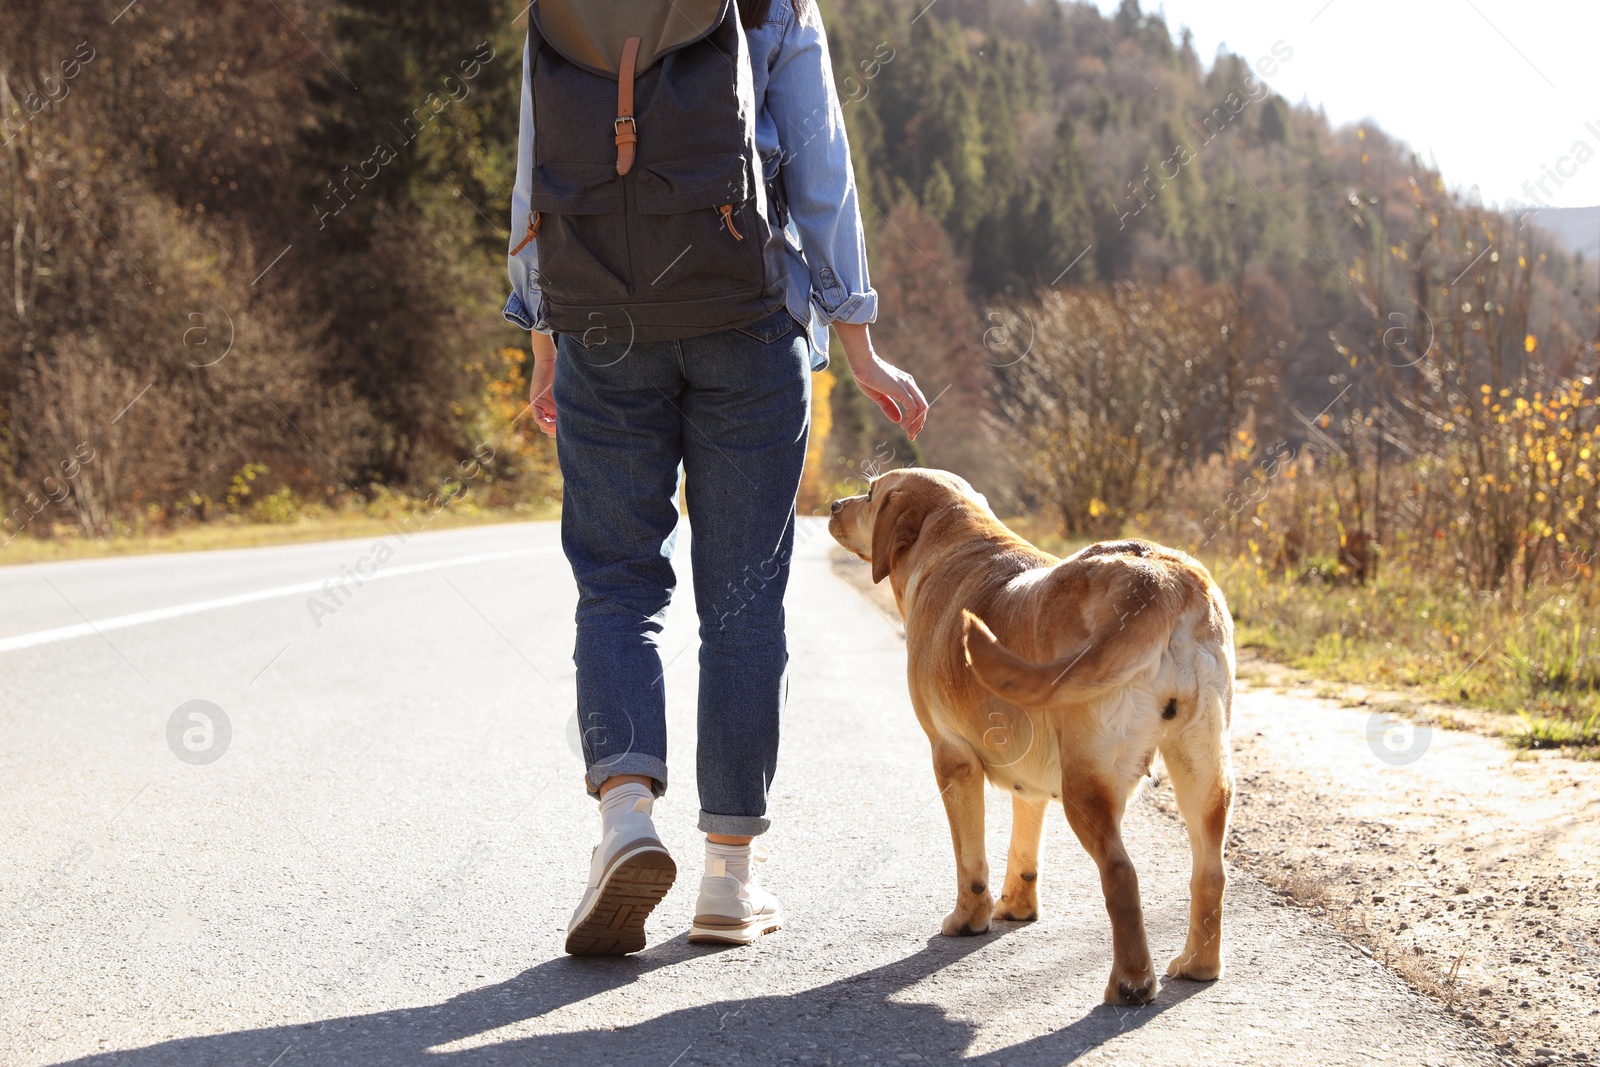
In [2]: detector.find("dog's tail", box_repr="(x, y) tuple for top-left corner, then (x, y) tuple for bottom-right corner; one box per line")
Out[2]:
(961, 609), (1158, 707)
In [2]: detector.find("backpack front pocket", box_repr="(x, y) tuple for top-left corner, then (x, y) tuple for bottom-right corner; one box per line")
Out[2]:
(530, 160), (632, 304)
(631, 153), (764, 300)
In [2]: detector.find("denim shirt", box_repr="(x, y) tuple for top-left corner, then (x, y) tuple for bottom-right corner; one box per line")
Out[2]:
(501, 0), (876, 371)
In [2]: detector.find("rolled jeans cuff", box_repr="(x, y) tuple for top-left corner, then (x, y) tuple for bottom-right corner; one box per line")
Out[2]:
(698, 810), (771, 836)
(584, 754), (669, 799)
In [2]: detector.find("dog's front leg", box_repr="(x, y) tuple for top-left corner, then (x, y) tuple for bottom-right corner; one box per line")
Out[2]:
(996, 794), (1046, 922)
(931, 740), (991, 936)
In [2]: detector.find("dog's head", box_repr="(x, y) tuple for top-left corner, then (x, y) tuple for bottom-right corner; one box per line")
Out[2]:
(827, 468), (993, 584)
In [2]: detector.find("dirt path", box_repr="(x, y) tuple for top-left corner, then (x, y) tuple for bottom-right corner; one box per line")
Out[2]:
(1216, 656), (1600, 1066)
(831, 546), (1600, 1066)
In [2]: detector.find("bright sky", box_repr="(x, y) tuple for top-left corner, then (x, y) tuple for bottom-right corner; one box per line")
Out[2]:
(1097, 0), (1600, 210)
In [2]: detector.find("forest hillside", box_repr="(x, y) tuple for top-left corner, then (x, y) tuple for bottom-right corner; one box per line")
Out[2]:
(3, 0), (1598, 745)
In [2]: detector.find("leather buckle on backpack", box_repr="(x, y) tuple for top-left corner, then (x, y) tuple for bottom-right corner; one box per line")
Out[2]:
(613, 116), (639, 175)
(613, 37), (641, 175)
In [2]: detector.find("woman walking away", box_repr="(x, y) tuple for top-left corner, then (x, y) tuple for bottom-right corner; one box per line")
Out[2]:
(504, 0), (927, 955)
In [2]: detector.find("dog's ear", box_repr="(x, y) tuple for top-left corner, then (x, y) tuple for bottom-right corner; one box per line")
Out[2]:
(870, 488), (922, 584)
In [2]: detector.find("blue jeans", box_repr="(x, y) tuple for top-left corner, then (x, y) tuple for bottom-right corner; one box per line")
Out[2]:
(554, 307), (810, 836)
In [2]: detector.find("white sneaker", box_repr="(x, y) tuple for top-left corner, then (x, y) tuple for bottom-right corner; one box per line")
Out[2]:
(688, 844), (783, 946)
(564, 800), (676, 956)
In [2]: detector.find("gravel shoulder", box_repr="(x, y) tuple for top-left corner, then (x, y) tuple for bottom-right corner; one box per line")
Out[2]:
(1220, 655), (1600, 1066)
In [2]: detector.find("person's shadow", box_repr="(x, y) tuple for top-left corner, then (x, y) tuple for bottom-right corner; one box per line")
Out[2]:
(62, 927), (1210, 1066)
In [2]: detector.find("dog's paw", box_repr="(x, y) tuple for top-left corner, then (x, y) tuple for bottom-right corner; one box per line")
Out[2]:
(939, 877), (992, 936)
(993, 892), (1038, 923)
(1166, 949), (1223, 982)
(940, 912), (990, 936)
(1103, 961), (1160, 1005)
(940, 899), (992, 937)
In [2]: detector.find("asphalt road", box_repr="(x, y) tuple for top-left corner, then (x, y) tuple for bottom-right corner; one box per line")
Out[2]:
(0, 519), (1497, 1065)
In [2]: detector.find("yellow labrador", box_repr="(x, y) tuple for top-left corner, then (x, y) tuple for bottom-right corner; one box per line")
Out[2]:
(828, 468), (1235, 1004)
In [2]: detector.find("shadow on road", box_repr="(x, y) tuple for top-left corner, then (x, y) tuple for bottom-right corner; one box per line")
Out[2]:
(58, 928), (1213, 1066)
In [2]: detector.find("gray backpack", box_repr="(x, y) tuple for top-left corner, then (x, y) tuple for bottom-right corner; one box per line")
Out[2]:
(515, 0), (785, 343)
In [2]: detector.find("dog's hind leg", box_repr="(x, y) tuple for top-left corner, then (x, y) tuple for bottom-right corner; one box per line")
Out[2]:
(995, 794), (1046, 922)
(1058, 765), (1159, 1005)
(1158, 697), (1234, 981)
(931, 739), (992, 936)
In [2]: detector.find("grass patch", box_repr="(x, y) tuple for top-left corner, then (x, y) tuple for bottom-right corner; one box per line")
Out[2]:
(1509, 710), (1600, 755)
(1209, 554), (1600, 754)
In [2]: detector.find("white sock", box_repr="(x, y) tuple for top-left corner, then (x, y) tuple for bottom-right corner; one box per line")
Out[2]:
(599, 782), (653, 835)
(706, 840), (753, 883)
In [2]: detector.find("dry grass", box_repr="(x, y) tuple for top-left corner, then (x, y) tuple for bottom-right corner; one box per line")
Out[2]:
(1210, 554), (1600, 754)
(1009, 502), (1600, 752)
(1275, 868), (1332, 908)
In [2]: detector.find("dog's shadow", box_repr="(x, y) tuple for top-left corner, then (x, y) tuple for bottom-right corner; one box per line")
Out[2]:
(57, 927), (1210, 1066)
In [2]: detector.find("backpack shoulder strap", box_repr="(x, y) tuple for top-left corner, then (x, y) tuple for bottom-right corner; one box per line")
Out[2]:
(533, 0), (731, 78)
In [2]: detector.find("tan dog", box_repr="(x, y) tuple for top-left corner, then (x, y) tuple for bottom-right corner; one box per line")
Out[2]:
(829, 468), (1235, 1004)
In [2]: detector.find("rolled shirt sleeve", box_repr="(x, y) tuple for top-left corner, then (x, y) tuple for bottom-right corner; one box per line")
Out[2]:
(764, 1), (878, 327)
(503, 40), (550, 334)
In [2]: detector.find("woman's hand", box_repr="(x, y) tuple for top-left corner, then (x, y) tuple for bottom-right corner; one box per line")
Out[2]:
(834, 322), (927, 441)
(529, 331), (558, 437)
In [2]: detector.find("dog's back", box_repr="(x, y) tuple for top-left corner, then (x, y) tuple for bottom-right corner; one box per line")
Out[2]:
(963, 539), (1232, 718)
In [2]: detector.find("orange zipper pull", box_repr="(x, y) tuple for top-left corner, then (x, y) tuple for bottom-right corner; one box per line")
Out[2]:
(510, 211), (541, 254)
(718, 204), (744, 241)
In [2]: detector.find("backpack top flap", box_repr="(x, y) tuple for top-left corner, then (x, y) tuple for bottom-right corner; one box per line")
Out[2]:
(532, 0), (732, 79)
